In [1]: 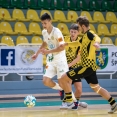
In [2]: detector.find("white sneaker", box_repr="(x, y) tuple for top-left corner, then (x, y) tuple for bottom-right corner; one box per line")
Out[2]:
(60, 102), (68, 109)
(79, 102), (88, 108)
(108, 104), (117, 114)
(67, 102), (78, 110)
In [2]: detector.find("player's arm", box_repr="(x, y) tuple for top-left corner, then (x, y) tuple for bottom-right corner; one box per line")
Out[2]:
(32, 41), (47, 60)
(41, 42), (66, 55)
(87, 31), (101, 48)
(65, 41), (81, 48)
(47, 38), (81, 53)
(46, 41), (81, 54)
(54, 41), (79, 52)
(36, 41), (47, 55)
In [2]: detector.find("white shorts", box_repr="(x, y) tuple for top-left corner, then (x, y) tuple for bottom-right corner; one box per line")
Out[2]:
(43, 60), (69, 79)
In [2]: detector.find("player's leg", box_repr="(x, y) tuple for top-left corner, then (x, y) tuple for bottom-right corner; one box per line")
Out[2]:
(73, 80), (82, 102)
(59, 80), (72, 100)
(59, 80), (79, 109)
(43, 76), (63, 90)
(57, 60), (77, 109)
(71, 80), (82, 109)
(59, 79), (87, 109)
(73, 80), (88, 108)
(43, 64), (62, 90)
(59, 66), (85, 110)
(90, 84), (117, 114)
(84, 71), (117, 114)
(57, 60), (70, 100)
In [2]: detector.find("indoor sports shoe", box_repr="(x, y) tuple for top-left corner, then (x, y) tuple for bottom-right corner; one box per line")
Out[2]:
(60, 102), (68, 109)
(67, 102), (75, 110)
(108, 104), (117, 114)
(79, 102), (88, 108)
(26, 75), (34, 80)
(71, 101), (79, 110)
(59, 90), (64, 100)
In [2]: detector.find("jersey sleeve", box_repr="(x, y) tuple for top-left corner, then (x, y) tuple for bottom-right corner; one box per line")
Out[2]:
(87, 31), (101, 43)
(42, 30), (46, 42)
(76, 46), (81, 56)
(77, 43), (82, 56)
(55, 30), (65, 45)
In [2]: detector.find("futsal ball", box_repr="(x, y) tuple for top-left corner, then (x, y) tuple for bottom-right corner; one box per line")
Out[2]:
(24, 95), (36, 107)
(79, 102), (88, 108)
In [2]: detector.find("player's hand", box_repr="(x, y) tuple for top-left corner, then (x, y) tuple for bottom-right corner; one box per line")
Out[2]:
(93, 42), (100, 49)
(63, 43), (68, 46)
(59, 43), (68, 49)
(41, 49), (50, 55)
(60, 43), (68, 47)
(32, 53), (38, 60)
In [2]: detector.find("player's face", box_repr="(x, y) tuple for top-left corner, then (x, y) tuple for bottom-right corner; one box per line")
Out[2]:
(78, 23), (85, 34)
(70, 29), (80, 41)
(41, 19), (51, 30)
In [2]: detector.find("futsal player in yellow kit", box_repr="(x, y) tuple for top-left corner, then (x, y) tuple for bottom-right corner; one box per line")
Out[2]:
(59, 16), (117, 113)
(59, 23), (87, 109)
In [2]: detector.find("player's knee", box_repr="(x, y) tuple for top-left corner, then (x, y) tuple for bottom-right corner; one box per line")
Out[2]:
(61, 73), (71, 82)
(90, 84), (102, 93)
(59, 77), (65, 84)
(61, 73), (66, 79)
(58, 82), (63, 89)
(43, 77), (51, 86)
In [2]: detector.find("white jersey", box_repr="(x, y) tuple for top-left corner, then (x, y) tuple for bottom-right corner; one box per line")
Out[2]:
(42, 27), (67, 62)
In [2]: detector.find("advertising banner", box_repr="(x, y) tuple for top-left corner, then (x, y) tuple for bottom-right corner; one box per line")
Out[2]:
(96, 46), (117, 71)
(0, 46), (43, 73)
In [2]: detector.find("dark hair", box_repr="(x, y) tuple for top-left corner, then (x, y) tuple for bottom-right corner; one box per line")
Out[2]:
(70, 23), (79, 31)
(40, 13), (51, 20)
(76, 16), (89, 27)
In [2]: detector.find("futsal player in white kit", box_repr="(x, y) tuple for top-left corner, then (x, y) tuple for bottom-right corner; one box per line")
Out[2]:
(32, 13), (77, 103)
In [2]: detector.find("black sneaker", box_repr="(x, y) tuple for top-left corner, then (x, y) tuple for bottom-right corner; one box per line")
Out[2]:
(26, 75), (34, 80)
(59, 90), (64, 100)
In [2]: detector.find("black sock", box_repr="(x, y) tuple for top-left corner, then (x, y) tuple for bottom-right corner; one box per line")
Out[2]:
(108, 97), (116, 106)
(76, 97), (80, 102)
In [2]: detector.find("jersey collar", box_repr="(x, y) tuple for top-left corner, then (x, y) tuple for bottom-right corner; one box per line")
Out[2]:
(84, 29), (90, 34)
(70, 36), (79, 42)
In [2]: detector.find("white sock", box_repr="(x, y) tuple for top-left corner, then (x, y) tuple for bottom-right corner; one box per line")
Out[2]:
(72, 92), (77, 102)
(52, 82), (63, 90)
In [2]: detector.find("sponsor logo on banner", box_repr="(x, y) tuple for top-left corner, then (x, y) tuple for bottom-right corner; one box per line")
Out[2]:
(21, 49), (36, 65)
(1, 49), (15, 66)
(96, 48), (108, 69)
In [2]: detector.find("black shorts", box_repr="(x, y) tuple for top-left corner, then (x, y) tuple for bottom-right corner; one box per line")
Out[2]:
(67, 66), (98, 84)
(69, 67), (81, 84)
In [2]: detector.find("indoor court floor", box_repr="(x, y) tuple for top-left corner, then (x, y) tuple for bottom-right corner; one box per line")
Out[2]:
(0, 97), (117, 117)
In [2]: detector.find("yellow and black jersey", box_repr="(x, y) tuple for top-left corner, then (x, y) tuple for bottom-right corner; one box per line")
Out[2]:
(64, 36), (81, 69)
(79, 30), (101, 71)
